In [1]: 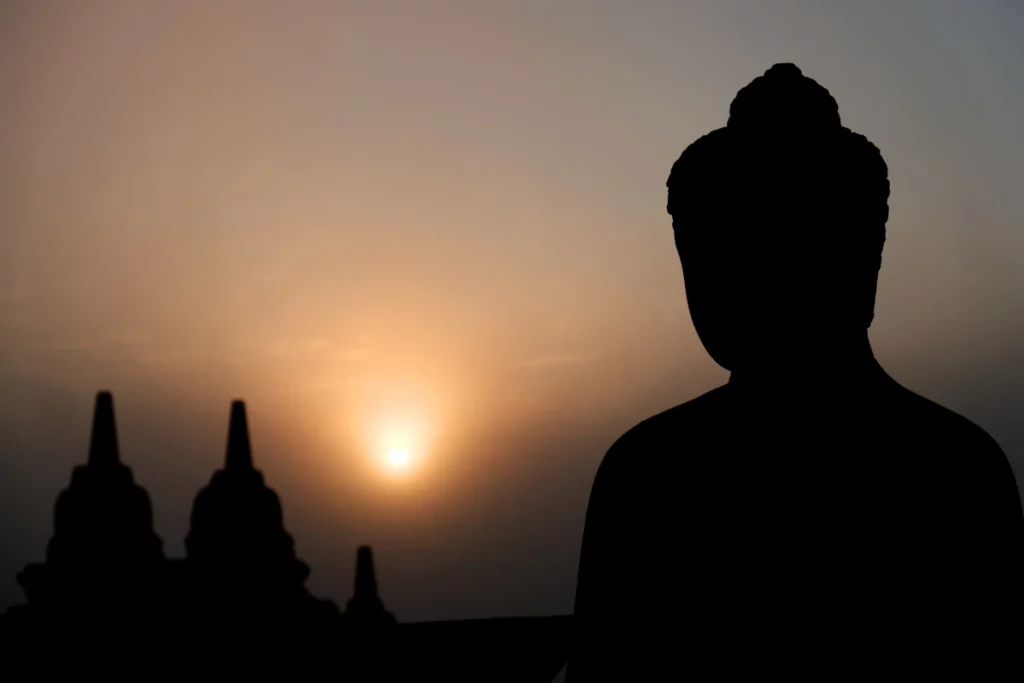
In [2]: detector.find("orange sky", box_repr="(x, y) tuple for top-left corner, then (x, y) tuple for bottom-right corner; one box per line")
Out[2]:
(1, 1), (1023, 620)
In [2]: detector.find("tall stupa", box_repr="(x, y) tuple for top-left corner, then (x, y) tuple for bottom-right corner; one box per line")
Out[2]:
(185, 400), (316, 618)
(17, 391), (165, 619)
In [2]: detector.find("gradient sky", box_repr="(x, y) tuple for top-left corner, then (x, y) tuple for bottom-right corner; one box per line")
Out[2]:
(1, 1), (1022, 621)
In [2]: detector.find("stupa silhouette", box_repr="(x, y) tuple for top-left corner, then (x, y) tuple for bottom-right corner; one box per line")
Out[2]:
(16, 391), (166, 626)
(342, 546), (396, 626)
(185, 400), (318, 621)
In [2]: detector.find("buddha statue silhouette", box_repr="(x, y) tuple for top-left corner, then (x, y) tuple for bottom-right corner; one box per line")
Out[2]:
(568, 64), (1023, 680)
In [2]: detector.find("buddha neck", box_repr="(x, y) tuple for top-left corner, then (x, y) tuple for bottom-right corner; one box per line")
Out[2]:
(727, 329), (885, 392)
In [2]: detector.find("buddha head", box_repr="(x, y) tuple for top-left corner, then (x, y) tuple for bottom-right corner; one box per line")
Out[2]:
(666, 64), (890, 372)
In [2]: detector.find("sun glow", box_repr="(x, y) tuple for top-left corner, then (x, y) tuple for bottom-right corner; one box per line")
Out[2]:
(342, 371), (448, 483)
(386, 446), (411, 470)
(370, 414), (432, 478)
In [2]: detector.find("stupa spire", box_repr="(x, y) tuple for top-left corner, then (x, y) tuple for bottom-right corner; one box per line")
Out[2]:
(225, 400), (253, 471)
(354, 546), (380, 602)
(87, 391), (120, 467)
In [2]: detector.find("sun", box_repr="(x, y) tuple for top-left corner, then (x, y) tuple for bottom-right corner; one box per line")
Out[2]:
(385, 446), (411, 470)
(369, 416), (430, 478)
(351, 381), (440, 482)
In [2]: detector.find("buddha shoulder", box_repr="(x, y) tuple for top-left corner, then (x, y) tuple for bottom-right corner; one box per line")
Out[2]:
(889, 382), (1008, 464)
(597, 385), (732, 481)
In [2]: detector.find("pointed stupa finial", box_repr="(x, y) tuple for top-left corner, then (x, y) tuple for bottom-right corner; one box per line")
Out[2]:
(87, 391), (120, 467)
(354, 545), (380, 601)
(225, 400), (253, 471)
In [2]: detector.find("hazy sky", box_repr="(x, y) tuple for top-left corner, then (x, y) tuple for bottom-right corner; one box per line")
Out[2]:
(1, 1), (1022, 621)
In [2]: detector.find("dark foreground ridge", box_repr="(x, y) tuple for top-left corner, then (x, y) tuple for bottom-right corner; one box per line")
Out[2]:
(0, 391), (570, 681)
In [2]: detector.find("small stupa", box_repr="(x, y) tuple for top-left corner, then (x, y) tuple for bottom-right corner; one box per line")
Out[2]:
(185, 400), (313, 614)
(342, 546), (397, 626)
(17, 391), (165, 615)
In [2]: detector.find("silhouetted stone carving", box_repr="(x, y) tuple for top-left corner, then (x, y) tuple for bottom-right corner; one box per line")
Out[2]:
(185, 400), (317, 622)
(569, 64), (1024, 680)
(16, 391), (165, 627)
(342, 546), (396, 626)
